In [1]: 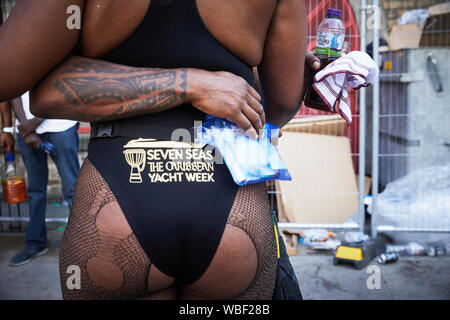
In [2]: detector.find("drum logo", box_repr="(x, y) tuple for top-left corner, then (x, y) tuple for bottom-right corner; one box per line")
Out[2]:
(123, 149), (146, 183)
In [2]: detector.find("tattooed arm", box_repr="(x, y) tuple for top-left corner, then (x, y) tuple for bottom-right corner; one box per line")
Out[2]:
(32, 56), (188, 122)
(31, 56), (265, 138)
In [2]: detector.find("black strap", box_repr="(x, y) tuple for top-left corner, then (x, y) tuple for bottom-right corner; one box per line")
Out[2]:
(90, 121), (199, 140)
(90, 121), (115, 138)
(90, 121), (164, 138)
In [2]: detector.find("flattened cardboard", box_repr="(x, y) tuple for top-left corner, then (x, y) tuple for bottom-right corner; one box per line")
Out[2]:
(387, 24), (422, 51)
(276, 132), (359, 224)
(282, 115), (346, 136)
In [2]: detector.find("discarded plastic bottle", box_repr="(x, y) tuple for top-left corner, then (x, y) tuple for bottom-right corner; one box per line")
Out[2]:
(426, 245), (447, 257)
(386, 242), (427, 256)
(2, 152), (27, 204)
(305, 8), (346, 108)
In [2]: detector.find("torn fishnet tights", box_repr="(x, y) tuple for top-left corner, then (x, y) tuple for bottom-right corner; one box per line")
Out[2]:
(59, 159), (277, 299)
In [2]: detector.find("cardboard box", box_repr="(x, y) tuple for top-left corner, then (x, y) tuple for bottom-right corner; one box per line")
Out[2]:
(382, 0), (443, 30)
(276, 132), (359, 224)
(387, 3), (450, 51)
(280, 232), (299, 256)
(275, 116), (347, 226)
(282, 115), (346, 136)
(274, 181), (306, 235)
(420, 3), (450, 47)
(387, 23), (423, 51)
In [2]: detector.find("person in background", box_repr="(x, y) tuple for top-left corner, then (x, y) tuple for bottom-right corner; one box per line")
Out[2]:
(0, 100), (15, 154)
(0, 92), (80, 266)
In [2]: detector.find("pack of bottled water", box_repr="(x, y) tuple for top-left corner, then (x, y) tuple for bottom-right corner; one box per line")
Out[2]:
(196, 115), (291, 186)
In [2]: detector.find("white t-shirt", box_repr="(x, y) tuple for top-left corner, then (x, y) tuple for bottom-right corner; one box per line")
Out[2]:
(17, 92), (78, 134)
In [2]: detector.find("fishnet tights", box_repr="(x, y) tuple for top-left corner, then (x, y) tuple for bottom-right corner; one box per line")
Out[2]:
(59, 159), (151, 299)
(59, 159), (276, 299)
(228, 182), (277, 300)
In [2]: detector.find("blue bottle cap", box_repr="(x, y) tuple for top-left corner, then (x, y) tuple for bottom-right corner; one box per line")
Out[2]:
(5, 151), (15, 162)
(327, 8), (342, 18)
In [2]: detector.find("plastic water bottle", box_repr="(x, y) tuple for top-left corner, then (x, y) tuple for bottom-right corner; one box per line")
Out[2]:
(386, 242), (426, 256)
(315, 8), (346, 65)
(305, 9), (346, 108)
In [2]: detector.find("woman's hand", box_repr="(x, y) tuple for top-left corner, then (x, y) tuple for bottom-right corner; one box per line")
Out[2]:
(305, 50), (321, 76)
(188, 69), (265, 140)
(302, 50), (321, 98)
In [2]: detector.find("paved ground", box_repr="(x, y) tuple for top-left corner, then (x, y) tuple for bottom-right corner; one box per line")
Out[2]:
(292, 247), (450, 300)
(1, 201), (449, 300)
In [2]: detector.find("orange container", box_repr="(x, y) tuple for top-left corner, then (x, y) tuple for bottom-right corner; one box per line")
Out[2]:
(2, 176), (28, 204)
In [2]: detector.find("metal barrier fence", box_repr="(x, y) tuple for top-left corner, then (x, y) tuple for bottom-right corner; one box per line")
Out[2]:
(370, 0), (450, 236)
(273, 0), (367, 233)
(273, 0), (450, 240)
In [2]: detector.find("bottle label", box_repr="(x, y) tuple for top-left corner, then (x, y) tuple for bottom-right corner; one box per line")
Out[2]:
(316, 31), (345, 57)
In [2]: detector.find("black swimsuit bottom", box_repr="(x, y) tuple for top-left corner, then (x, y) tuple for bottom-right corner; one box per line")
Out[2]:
(87, 0), (255, 284)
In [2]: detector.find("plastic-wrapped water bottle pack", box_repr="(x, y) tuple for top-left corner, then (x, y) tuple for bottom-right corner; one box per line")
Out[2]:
(196, 115), (291, 186)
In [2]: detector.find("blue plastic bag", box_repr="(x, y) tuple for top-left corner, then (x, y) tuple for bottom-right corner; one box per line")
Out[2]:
(196, 115), (291, 186)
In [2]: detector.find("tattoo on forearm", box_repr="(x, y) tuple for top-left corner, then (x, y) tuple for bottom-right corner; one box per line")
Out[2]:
(53, 60), (187, 121)
(53, 80), (81, 107)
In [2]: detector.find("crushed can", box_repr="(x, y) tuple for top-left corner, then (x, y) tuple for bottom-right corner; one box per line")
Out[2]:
(377, 252), (399, 264)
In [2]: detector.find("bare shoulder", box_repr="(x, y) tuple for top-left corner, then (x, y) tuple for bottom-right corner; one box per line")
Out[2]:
(81, 0), (279, 66)
(196, 0), (278, 66)
(0, 0), (85, 101)
(81, 0), (150, 58)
